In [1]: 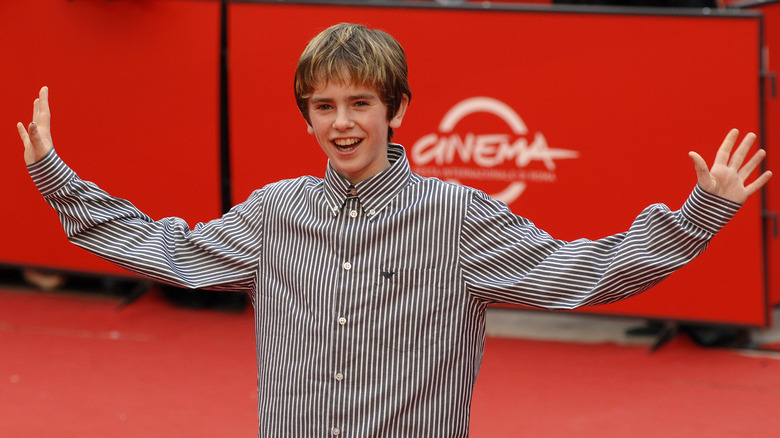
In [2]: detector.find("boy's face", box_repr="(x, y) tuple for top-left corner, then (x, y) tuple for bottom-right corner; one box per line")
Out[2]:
(306, 79), (408, 184)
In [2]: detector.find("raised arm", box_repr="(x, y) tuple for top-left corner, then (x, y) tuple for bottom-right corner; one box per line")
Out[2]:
(16, 86), (263, 294)
(462, 129), (771, 310)
(17, 86), (54, 165)
(689, 129), (772, 204)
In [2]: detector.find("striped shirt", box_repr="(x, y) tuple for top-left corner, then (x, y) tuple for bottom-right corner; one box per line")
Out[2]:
(30, 143), (740, 437)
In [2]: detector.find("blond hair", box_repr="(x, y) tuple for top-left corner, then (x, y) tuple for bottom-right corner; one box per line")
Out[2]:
(294, 23), (411, 140)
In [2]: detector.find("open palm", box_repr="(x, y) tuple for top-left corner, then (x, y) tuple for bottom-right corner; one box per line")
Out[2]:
(689, 129), (772, 204)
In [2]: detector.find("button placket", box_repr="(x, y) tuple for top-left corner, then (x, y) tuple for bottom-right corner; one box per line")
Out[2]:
(331, 195), (360, 435)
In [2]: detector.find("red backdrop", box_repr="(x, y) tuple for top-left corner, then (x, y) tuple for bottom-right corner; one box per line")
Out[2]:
(0, 0), (222, 275)
(229, 3), (766, 326)
(0, 1), (768, 326)
(739, 0), (780, 311)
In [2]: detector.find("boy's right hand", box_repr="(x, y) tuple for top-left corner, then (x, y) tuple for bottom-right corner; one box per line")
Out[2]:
(17, 86), (54, 165)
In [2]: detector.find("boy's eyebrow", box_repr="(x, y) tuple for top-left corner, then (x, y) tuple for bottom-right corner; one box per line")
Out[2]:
(310, 93), (379, 104)
(348, 93), (378, 101)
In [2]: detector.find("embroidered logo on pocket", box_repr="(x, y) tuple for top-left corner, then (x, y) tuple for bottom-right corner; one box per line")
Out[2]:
(372, 268), (443, 352)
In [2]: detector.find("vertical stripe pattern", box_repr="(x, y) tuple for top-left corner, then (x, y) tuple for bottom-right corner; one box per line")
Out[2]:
(29, 144), (740, 437)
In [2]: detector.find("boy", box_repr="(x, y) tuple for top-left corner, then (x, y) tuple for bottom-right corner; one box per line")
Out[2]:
(17, 23), (772, 437)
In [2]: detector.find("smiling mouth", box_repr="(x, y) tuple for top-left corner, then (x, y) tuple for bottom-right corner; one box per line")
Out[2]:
(333, 138), (362, 151)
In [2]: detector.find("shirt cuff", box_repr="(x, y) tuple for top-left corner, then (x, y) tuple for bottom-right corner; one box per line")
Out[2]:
(680, 184), (742, 235)
(26, 149), (77, 197)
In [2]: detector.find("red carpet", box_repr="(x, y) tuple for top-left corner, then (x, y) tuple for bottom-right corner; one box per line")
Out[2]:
(758, 342), (780, 352)
(1, 288), (778, 437)
(472, 337), (780, 437)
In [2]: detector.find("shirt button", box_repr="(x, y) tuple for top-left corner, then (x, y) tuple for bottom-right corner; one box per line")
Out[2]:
(338, 317), (347, 325)
(349, 187), (358, 196)
(332, 427), (341, 436)
(343, 262), (352, 271)
(335, 372), (344, 381)
(349, 210), (358, 218)
(369, 209), (376, 216)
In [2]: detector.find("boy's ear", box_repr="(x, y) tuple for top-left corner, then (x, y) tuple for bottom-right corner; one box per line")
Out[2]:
(306, 122), (315, 135)
(389, 94), (410, 129)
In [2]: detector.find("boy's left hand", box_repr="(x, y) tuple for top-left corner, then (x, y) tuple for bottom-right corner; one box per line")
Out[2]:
(689, 129), (772, 204)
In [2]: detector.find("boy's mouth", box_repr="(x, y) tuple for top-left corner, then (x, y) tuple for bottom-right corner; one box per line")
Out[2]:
(333, 138), (362, 152)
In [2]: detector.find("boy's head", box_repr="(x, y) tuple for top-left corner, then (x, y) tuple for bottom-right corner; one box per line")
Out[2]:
(294, 23), (411, 141)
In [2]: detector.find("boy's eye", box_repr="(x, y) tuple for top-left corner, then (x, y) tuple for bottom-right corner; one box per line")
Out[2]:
(315, 104), (332, 111)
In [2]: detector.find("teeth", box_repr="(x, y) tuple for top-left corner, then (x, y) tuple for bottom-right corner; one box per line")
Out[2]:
(334, 138), (361, 147)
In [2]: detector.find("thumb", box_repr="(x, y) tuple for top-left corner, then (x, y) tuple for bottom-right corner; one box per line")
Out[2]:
(18, 121), (48, 165)
(16, 121), (31, 147)
(16, 121), (35, 165)
(689, 151), (712, 189)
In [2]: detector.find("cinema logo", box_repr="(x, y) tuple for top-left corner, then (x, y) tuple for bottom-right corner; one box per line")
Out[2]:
(411, 97), (579, 204)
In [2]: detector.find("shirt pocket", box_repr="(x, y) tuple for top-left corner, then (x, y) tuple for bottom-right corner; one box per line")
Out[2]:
(371, 267), (443, 352)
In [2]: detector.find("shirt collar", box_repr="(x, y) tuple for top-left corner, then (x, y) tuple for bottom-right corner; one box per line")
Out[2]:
(323, 143), (411, 220)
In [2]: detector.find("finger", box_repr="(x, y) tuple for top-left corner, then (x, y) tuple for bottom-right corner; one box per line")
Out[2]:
(737, 148), (766, 180)
(27, 120), (44, 150)
(37, 86), (50, 126)
(32, 97), (39, 123)
(728, 131), (756, 169)
(17, 122), (36, 165)
(689, 151), (711, 185)
(714, 128), (739, 166)
(16, 122), (31, 148)
(744, 170), (773, 197)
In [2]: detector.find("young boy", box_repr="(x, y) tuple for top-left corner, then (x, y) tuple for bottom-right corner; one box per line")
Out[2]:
(17, 23), (771, 437)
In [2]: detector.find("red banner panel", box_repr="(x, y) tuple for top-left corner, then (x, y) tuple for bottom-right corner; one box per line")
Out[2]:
(230, 3), (765, 326)
(742, 0), (780, 311)
(0, 0), (222, 276)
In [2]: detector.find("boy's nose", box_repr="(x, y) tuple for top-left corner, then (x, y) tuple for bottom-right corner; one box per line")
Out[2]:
(332, 109), (355, 130)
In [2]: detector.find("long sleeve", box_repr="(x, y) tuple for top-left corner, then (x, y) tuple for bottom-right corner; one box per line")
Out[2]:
(459, 186), (742, 310)
(28, 150), (264, 293)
